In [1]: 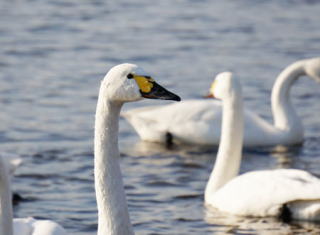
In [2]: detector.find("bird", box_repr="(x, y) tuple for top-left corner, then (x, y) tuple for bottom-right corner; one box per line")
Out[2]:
(93, 63), (180, 235)
(0, 152), (22, 178)
(0, 155), (67, 235)
(204, 72), (320, 222)
(122, 57), (320, 147)
(0, 152), (24, 205)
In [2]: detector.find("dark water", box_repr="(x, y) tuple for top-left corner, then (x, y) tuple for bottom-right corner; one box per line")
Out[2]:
(1, 0), (320, 234)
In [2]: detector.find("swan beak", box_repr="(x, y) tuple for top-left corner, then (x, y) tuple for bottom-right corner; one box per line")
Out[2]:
(133, 75), (181, 101)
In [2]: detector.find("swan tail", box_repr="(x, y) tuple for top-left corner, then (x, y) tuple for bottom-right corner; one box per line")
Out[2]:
(288, 200), (320, 222)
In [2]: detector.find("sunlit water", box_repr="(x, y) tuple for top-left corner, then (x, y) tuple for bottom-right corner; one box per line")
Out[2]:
(1, 0), (320, 234)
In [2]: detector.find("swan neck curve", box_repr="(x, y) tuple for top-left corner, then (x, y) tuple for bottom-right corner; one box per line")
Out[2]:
(94, 85), (134, 235)
(205, 87), (243, 200)
(271, 61), (305, 134)
(0, 156), (14, 235)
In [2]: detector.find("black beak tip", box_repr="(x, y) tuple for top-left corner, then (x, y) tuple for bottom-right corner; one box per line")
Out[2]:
(173, 95), (181, 101)
(163, 92), (181, 101)
(140, 82), (181, 102)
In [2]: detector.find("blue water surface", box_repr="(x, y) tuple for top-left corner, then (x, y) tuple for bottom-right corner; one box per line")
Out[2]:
(1, 0), (320, 234)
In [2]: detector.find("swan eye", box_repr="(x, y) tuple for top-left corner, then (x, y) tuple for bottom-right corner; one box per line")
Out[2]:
(127, 73), (134, 79)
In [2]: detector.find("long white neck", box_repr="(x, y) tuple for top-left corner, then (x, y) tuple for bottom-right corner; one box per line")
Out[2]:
(94, 85), (134, 235)
(205, 87), (243, 200)
(0, 156), (14, 235)
(271, 61), (305, 135)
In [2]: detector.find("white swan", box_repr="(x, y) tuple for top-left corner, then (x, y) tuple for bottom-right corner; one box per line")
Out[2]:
(0, 152), (22, 178)
(94, 64), (180, 235)
(122, 57), (320, 147)
(0, 155), (67, 235)
(205, 72), (320, 221)
(1, 152), (23, 204)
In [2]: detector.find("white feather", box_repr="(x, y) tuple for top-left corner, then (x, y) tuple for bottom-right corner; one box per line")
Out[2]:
(13, 218), (66, 235)
(209, 169), (320, 220)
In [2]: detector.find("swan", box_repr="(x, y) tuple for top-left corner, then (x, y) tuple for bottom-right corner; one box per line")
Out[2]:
(205, 72), (320, 221)
(0, 152), (22, 178)
(0, 155), (67, 235)
(122, 57), (320, 147)
(1, 152), (23, 204)
(94, 64), (180, 235)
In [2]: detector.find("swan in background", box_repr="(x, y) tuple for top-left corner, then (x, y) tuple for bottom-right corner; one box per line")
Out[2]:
(122, 57), (320, 147)
(0, 155), (67, 235)
(94, 64), (180, 234)
(205, 72), (320, 221)
(1, 152), (23, 205)
(0, 152), (22, 178)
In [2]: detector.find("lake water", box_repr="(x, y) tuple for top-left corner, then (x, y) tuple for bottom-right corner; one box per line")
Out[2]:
(1, 0), (320, 234)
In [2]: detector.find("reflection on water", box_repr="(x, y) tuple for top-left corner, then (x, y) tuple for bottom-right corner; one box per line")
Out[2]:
(1, 0), (320, 234)
(122, 139), (218, 157)
(205, 207), (320, 235)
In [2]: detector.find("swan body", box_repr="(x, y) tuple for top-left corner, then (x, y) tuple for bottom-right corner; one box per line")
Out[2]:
(13, 218), (66, 235)
(94, 64), (180, 235)
(123, 57), (320, 147)
(205, 72), (320, 221)
(123, 99), (286, 146)
(209, 169), (320, 220)
(0, 156), (67, 235)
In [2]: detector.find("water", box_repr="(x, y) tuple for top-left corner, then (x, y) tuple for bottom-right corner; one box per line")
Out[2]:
(1, 0), (320, 234)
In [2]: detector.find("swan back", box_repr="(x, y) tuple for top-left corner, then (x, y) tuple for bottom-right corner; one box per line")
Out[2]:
(210, 169), (320, 219)
(13, 218), (66, 235)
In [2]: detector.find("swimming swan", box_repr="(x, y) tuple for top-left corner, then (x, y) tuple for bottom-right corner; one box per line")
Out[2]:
(1, 152), (23, 205)
(1, 152), (22, 178)
(122, 57), (320, 147)
(94, 64), (180, 235)
(0, 155), (67, 235)
(205, 72), (320, 221)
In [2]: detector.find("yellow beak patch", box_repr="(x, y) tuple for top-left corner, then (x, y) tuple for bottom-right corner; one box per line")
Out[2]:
(133, 75), (155, 93)
(209, 80), (217, 96)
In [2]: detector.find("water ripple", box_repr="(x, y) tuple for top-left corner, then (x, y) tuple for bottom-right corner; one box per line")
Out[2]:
(1, 0), (320, 234)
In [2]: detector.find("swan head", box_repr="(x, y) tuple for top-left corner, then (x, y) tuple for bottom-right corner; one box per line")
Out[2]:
(209, 72), (240, 100)
(304, 57), (320, 82)
(102, 63), (181, 103)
